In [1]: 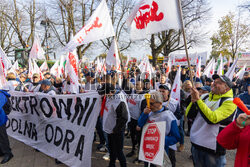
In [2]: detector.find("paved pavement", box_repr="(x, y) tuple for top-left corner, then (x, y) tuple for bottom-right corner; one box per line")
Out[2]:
(0, 135), (235, 167)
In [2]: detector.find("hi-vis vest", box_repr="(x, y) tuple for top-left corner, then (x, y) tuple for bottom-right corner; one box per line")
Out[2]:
(190, 94), (234, 151)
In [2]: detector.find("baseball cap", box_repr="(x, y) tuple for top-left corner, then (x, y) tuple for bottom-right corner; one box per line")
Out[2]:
(212, 74), (234, 88)
(206, 78), (213, 83)
(244, 71), (249, 76)
(41, 79), (51, 86)
(159, 84), (170, 91)
(200, 86), (211, 92)
(33, 73), (39, 78)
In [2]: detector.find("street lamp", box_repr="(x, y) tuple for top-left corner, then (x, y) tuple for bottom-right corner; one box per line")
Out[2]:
(40, 18), (50, 60)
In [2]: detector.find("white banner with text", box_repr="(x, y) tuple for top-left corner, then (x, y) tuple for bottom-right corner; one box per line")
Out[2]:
(6, 91), (101, 167)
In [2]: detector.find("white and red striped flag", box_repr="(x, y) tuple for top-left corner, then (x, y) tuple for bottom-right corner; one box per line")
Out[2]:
(0, 59), (7, 89)
(28, 58), (34, 78)
(196, 56), (201, 78)
(0, 46), (12, 78)
(203, 58), (215, 78)
(65, 0), (115, 52)
(106, 39), (121, 72)
(65, 50), (79, 94)
(170, 67), (181, 102)
(126, 0), (181, 40)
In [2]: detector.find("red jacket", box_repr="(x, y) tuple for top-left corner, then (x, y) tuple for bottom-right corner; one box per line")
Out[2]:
(217, 121), (250, 167)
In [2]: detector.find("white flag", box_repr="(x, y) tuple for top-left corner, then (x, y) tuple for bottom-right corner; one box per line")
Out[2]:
(236, 64), (246, 80)
(0, 59), (7, 89)
(203, 58), (215, 78)
(50, 60), (60, 77)
(29, 36), (46, 60)
(9, 60), (19, 75)
(196, 56), (201, 78)
(225, 58), (238, 81)
(170, 67), (181, 102)
(59, 55), (66, 76)
(166, 57), (172, 75)
(106, 39), (121, 72)
(0, 46), (12, 77)
(33, 60), (43, 80)
(218, 55), (223, 76)
(28, 58), (34, 78)
(65, 51), (79, 94)
(40, 61), (49, 72)
(65, 0), (115, 52)
(127, 0), (181, 40)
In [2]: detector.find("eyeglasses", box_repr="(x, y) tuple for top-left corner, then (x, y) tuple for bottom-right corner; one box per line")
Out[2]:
(150, 102), (155, 106)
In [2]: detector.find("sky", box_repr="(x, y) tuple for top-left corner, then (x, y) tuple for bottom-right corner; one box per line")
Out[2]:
(15, 0), (248, 61)
(190, 0), (247, 53)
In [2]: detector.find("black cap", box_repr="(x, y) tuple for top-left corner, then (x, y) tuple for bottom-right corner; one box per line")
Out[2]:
(244, 71), (249, 76)
(44, 72), (51, 76)
(212, 74), (234, 88)
(200, 86), (211, 92)
(206, 78), (213, 83)
(159, 84), (170, 91)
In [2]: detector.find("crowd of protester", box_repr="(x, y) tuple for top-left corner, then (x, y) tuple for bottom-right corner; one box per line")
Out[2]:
(0, 61), (250, 167)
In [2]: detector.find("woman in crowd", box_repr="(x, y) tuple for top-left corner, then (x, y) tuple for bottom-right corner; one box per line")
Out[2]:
(217, 113), (250, 167)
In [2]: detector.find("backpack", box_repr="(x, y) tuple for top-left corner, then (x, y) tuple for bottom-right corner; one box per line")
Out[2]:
(0, 91), (12, 115)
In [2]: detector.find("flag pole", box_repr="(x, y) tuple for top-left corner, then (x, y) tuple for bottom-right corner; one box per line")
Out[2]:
(177, 0), (194, 87)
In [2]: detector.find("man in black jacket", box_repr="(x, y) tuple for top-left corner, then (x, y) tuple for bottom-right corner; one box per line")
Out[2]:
(99, 83), (128, 167)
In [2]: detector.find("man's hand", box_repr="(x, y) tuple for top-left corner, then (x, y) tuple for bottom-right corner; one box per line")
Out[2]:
(136, 125), (141, 131)
(144, 108), (151, 114)
(23, 87), (29, 92)
(190, 87), (200, 103)
(236, 113), (250, 128)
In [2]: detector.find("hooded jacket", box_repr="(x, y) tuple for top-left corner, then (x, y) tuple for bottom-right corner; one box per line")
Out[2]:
(0, 90), (10, 126)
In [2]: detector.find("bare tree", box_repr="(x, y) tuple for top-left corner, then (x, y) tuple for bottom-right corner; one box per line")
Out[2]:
(100, 0), (134, 52)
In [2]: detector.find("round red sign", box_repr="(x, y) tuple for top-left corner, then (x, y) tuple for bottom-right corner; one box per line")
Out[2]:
(142, 124), (161, 161)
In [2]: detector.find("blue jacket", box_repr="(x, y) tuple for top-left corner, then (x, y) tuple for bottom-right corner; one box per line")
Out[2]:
(236, 92), (250, 118)
(0, 90), (10, 126)
(138, 106), (181, 154)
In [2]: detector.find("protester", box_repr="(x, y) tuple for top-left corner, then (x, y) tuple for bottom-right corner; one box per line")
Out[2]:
(25, 73), (41, 92)
(126, 81), (147, 158)
(4, 72), (19, 91)
(186, 74), (237, 167)
(235, 82), (250, 118)
(217, 113), (250, 167)
(99, 83), (128, 167)
(237, 71), (249, 94)
(205, 77), (213, 87)
(138, 91), (180, 167)
(39, 79), (56, 95)
(158, 84), (184, 152)
(0, 90), (13, 164)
